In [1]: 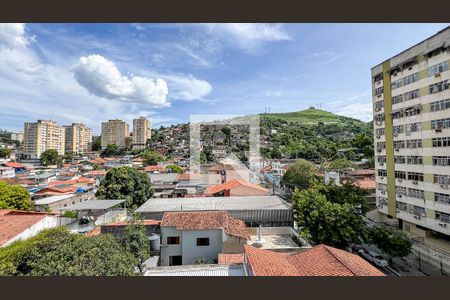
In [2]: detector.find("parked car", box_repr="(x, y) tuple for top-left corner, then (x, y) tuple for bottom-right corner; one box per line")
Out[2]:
(358, 249), (388, 267)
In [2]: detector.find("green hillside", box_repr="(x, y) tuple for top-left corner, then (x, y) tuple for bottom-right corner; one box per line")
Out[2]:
(261, 108), (362, 125)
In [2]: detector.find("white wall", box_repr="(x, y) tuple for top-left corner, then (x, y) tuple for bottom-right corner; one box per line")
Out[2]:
(2, 216), (59, 247)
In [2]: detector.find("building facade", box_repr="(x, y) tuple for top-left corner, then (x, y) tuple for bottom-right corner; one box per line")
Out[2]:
(23, 120), (65, 159)
(64, 123), (92, 154)
(372, 26), (450, 237)
(133, 116), (151, 150)
(10, 132), (23, 143)
(100, 119), (129, 149)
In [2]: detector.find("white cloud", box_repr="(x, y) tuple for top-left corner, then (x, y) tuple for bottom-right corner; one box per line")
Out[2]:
(72, 54), (170, 107)
(161, 73), (212, 101)
(307, 51), (343, 64)
(0, 23), (31, 49)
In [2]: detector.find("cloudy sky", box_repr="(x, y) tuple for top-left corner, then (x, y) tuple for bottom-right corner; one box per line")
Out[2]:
(0, 23), (448, 134)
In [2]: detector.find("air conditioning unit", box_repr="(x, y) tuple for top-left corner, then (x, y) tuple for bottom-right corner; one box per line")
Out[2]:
(441, 184), (449, 189)
(413, 181), (418, 185)
(438, 222), (447, 227)
(398, 194), (402, 198)
(377, 149), (382, 153)
(395, 148), (400, 152)
(378, 204), (384, 208)
(380, 162), (384, 166)
(376, 135), (381, 139)
(381, 190), (386, 194)
(413, 215), (421, 220)
(377, 94), (382, 98)
(375, 108), (380, 112)
(435, 73), (441, 78)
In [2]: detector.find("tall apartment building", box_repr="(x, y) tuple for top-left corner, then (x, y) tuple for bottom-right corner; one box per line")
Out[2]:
(23, 120), (65, 159)
(372, 26), (450, 238)
(10, 132), (23, 143)
(64, 123), (92, 154)
(101, 119), (129, 149)
(133, 116), (151, 150)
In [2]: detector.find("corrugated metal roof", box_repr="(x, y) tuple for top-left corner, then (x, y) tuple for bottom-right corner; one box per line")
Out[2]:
(144, 264), (245, 276)
(60, 200), (125, 211)
(136, 196), (291, 213)
(34, 194), (74, 205)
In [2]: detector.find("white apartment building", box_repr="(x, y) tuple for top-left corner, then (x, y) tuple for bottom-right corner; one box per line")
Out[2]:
(10, 132), (23, 143)
(100, 119), (129, 149)
(64, 123), (92, 154)
(372, 26), (450, 237)
(23, 120), (65, 159)
(133, 116), (151, 150)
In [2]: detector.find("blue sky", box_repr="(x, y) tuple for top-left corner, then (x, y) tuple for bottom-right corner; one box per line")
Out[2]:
(0, 23), (448, 135)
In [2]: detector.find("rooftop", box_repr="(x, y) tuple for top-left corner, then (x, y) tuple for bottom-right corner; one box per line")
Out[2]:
(136, 195), (291, 213)
(33, 194), (75, 205)
(145, 264), (246, 276)
(218, 253), (245, 265)
(205, 179), (269, 195)
(60, 200), (125, 211)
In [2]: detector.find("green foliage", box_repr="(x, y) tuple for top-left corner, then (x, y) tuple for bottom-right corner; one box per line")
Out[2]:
(95, 167), (154, 209)
(141, 150), (164, 166)
(0, 182), (33, 211)
(0, 148), (11, 158)
(63, 152), (74, 163)
(314, 181), (366, 206)
(62, 210), (78, 218)
(324, 158), (355, 171)
(166, 164), (182, 174)
(40, 149), (62, 167)
(119, 217), (150, 274)
(292, 187), (365, 248)
(367, 226), (412, 263)
(281, 159), (317, 191)
(0, 227), (137, 276)
(91, 136), (101, 151)
(102, 144), (125, 157)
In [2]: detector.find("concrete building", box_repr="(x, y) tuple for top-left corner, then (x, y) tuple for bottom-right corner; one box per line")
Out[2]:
(64, 123), (92, 154)
(23, 120), (65, 159)
(100, 119), (129, 149)
(159, 211), (249, 266)
(133, 116), (151, 150)
(0, 166), (15, 178)
(10, 132), (23, 143)
(372, 26), (450, 237)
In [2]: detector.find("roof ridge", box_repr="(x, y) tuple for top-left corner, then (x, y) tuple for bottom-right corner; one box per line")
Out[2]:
(321, 245), (359, 276)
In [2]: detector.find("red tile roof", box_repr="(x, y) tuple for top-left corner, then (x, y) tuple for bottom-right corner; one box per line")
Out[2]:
(205, 179), (269, 195)
(218, 253), (245, 265)
(350, 169), (375, 176)
(48, 177), (94, 187)
(177, 173), (201, 180)
(161, 211), (249, 239)
(353, 179), (376, 190)
(2, 162), (26, 169)
(86, 170), (107, 176)
(144, 165), (166, 172)
(85, 226), (101, 237)
(0, 210), (51, 246)
(34, 185), (77, 195)
(245, 244), (385, 276)
(208, 163), (234, 172)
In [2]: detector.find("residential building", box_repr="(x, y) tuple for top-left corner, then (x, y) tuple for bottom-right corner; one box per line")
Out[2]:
(10, 132), (23, 143)
(100, 119), (129, 149)
(23, 120), (65, 159)
(205, 179), (270, 197)
(1, 162), (27, 174)
(159, 211), (249, 266)
(0, 166), (15, 178)
(133, 116), (151, 150)
(372, 26), (450, 237)
(64, 123), (92, 154)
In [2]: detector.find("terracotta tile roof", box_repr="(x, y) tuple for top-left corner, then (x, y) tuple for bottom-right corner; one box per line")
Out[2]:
(132, 157), (144, 162)
(161, 211), (249, 239)
(218, 253), (245, 265)
(245, 244), (385, 276)
(2, 162), (26, 169)
(86, 170), (107, 176)
(205, 179), (269, 195)
(102, 220), (161, 227)
(48, 177), (94, 186)
(85, 226), (101, 237)
(350, 169), (375, 176)
(34, 185), (77, 195)
(208, 163), (234, 172)
(0, 210), (51, 246)
(353, 179), (376, 190)
(144, 165), (167, 172)
(177, 173), (201, 180)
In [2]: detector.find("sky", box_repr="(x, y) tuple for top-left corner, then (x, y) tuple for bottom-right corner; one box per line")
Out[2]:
(0, 23), (449, 135)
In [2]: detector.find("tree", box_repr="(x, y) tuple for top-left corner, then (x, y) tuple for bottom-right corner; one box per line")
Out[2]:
(165, 164), (182, 174)
(281, 159), (317, 191)
(0, 182), (33, 211)
(102, 144), (125, 157)
(292, 187), (365, 248)
(0, 148), (11, 158)
(324, 158), (355, 172)
(91, 136), (101, 151)
(64, 152), (74, 163)
(40, 149), (62, 167)
(367, 226), (412, 264)
(95, 167), (154, 209)
(314, 181), (366, 206)
(141, 150), (164, 166)
(119, 216), (150, 274)
(0, 227), (137, 276)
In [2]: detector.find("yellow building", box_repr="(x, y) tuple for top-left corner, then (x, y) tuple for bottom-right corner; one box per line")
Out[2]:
(64, 123), (92, 154)
(133, 116), (151, 150)
(23, 120), (65, 159)
(372, 26), (450, 237)
(101, 119), (129, 149)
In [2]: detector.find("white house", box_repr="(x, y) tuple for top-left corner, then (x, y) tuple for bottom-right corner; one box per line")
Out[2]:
(159, 211), (249, 266)
(0, 166), (15, 178)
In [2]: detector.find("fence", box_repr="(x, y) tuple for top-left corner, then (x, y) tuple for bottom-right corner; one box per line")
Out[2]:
(404, 240), (450, 276)
(95, 209), (127, 226)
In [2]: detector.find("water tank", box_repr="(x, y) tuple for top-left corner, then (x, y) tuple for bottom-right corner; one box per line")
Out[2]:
(148, 233), (161, 252)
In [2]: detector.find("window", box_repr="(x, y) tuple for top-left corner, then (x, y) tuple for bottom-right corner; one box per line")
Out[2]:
(433, 156), (450, 166)
(169, 255), (183, 266)
(167, 236), (180, 245)
(406, 139), (422, 149)
(428, 61), (448, 76)
(394, 156), (406, 164)
(376, 142), (386, 152)
(408, 172), (424, 182)
(432, 137), (450, 147)
(403, 73), (419, 86)
(407, 156), (423, 165)
(394, 140), (405, 149)
(396, 186), (407, 195)
(196, 238), (210, 246)
(393, 125), (404, 135)
(428, 48), (444, 58)
(431, 118), (450, 129)
(374, 113), (384, 124)
(378, 169), (387, 177)
(406, 122), (421, 133)
(408, 188), (424, 199)
(409, 205), (425, 217)
(375, 86), (384, 97)
(378, 156), (386, 164)
(435, 193), (450, 205)
(429, 80), (449, 94)
(404, 105), (421, 117)
(396, 201), (408, 211)
(374, 74), (383, 82)
(378, 183), (387, 190)
(375, 100), (384, 111)
(436, 211), (450, 223)
(430, 99), (450, 112)
(376, 128), (385, 137)
(391, 79), (403, 89)
(378, 197), (388, 205)
(434, 174), (450, 185)
(392, 95), (403, 104)
(395, 171), (406, 180)
(404, 89), (420, 101)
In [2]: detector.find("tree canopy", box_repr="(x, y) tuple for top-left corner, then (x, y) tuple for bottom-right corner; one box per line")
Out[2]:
(95, 167), (154, 209)
(101, 144), (125, 157)
(0, 148), (11, 158)
(119, 216), (150, 274)
(281, 159), (317, 191)
(141, 150), (164, 166)
(0, 182), (33, 211)
(40, 149), (62, 167)
(367, 226), (412, 263)
(165, 164), (182, 174)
